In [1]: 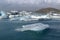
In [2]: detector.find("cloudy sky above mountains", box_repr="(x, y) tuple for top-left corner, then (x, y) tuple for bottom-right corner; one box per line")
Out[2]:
(0, 0), (60, 11)
(1, 0), (60, 4)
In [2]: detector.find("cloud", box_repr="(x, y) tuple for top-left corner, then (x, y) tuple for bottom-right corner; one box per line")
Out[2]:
(0, 0), (60, 5)
(0, 0), (60, 11)
(6, 0), (41, 5)
(56, 0), (60, 3)
(46, 0), (60, 4)
(3, 0), (59, 5)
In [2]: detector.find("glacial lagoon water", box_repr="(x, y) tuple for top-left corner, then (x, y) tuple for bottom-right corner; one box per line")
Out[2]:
(0, 19), (60, 40)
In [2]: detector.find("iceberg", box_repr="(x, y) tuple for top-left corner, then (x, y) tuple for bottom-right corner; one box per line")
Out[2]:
(19, 11), (42, 21)
(15, 23), (49, 32)
(20, 16), (40, 21)
(19, 11), (51, 21)
(0, 11), (8, 19)
(9, 15), (20, 21)
(9, 11), (41, 21)
(9, 11), (51, 21)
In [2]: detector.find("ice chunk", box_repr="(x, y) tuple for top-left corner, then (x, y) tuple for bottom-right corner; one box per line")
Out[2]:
(15, 23), (49, 32)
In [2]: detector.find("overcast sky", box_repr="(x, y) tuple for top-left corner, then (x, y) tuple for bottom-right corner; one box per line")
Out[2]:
(0, 0), (60, 11)
(0, 0), (60, 4)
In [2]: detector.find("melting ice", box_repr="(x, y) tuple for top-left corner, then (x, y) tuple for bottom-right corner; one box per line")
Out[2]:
(15, 23), (49, 32)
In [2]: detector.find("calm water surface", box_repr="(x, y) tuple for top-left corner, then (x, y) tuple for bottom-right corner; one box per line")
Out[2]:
(0, 19), (60, 40)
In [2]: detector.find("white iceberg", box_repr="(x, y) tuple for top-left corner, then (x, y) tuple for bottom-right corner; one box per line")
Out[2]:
(19, 11), (42, 21)
(19, 11), (51, 21)
(9, 11), (51, 21)
(15, 23), (49, 32)
(20, 16), (40, 21)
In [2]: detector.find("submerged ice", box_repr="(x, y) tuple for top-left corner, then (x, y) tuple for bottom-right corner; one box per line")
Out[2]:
(15, 23), (49, 32)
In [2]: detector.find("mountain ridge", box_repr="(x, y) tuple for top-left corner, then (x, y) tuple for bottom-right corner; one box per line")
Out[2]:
(35, 7), (60, 13)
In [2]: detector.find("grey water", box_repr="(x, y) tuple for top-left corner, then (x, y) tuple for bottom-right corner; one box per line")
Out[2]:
(0, 19), (60, 40)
